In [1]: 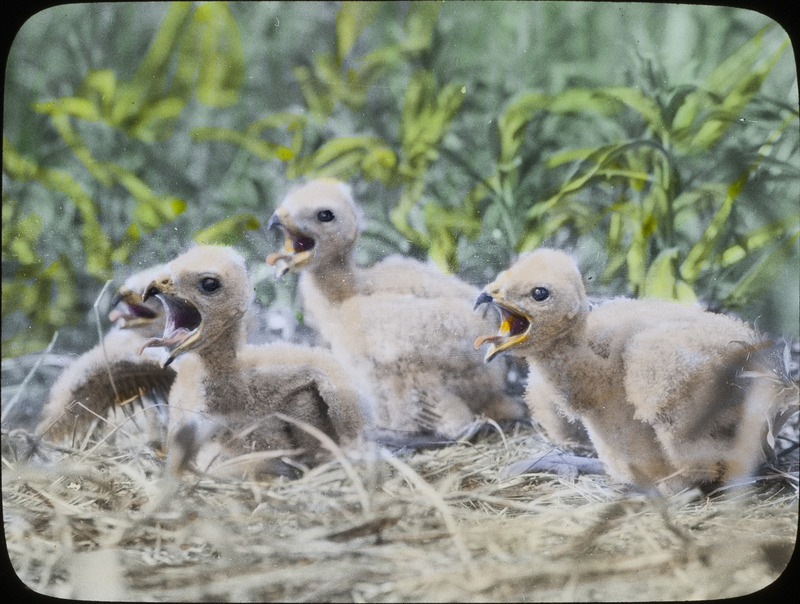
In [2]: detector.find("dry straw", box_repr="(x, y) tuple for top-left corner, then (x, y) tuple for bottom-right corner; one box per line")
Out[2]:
(2, 337), (798, 601)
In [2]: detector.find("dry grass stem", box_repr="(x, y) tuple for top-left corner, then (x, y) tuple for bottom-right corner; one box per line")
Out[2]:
(3, 350), (798, 601)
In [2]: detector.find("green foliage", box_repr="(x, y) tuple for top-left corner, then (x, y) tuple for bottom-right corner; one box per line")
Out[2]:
(1, 193), (79, 357)
(194, 213), (260, 246)
(191, 113), (302, 162)
(3, 3), (798, 359)
(200, 2), (472, 270)
(2, 2), (249, 358)
(480, 25), (798, 308)
(34, 3), (243, 143)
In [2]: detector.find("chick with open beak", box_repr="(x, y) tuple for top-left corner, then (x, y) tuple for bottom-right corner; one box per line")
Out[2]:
(135, 246), (252, 371)
(138, 276), (204, 367)
(473, 290), (533, 363)
(263, 179), (529, 440)
(36, 265), (176, 443)
(265, 180), (361, 284)
(265, 207), (318, 278)
(474, 249), (791, 494)
(130, 244), (366, 476)
(108, 267), (164, 331)
(474, 251), (588, 364)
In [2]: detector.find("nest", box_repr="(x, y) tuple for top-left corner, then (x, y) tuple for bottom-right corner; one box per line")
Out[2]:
(3, 395), (798, 602)
(3, 340), (798, 602)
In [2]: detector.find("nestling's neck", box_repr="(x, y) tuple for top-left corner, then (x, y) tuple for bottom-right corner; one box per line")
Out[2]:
(196, 320), (250, 413)
(307, 251), (358, 304)
(527, 321), (615, 411)
(527, 320), (590, 379)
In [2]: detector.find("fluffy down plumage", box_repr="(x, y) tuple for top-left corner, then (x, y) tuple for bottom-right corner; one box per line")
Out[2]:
(37, 265), (174, 443)
(266, 179), (529, 440)
(475, 248), (795, 494)
(138, 244), (365, 476)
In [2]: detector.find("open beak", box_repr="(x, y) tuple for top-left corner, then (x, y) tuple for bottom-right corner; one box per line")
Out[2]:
(473, 290), (532, 362)
(137, 278), (203, 367)
(265, 208), (315, 278)
(108, 285), (160, 328)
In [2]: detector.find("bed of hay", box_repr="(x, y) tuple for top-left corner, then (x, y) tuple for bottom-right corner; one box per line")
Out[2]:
(2, 353), (798, 602)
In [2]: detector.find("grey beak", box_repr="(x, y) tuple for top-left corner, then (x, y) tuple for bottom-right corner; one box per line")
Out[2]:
(474, 291), (493, 310)
(266, 213), (282, 230)
(142, 285), (160, 303)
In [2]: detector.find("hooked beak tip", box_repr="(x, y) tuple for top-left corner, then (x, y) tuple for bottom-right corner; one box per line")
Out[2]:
(266, 213), (282, 230)
(474, 291), (493, 310)
(142, 285), (160, 303)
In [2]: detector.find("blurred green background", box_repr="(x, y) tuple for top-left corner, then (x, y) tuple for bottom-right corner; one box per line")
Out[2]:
(3, 1), (799, 360)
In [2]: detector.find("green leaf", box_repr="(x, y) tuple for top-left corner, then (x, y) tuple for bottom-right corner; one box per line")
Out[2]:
(702, 25), (765, 96)
(526, 143), (640, 222)
(596, 86), (666, 138)
(496, 91), (550, 166)
(671, 183), (728, 219)
(548, 88), (625, 117)
(191, 126), (294, 161)
(129, 97), (187, 142)
(335, 1), (381, 61)
(687, 36), (788, 152)
(111, 223), (142, 265)
(673, 280), (699, 304)
(193, 3), (244, 107)
(642, 247), (680, 300)
(43, 112), (115, 185)
(194, 213), (261, 246)
(5, 212), (43, 267)
(605, 207), (626, 254)
(627, 213), (657, 293)
(131, 197), (186, 232)
(1, 255), (79, 358)
(77, 69), (118, 119)
(720, 211), (800, 267)
(355, 43), (405, 84)
(101, 163), (186, 232)
(293, 64), (336, 122)
(245, 112), (309, 137)
(601, 252), (628, 284)
(721, 229), (800, 310)
(681, 110), (797, 282)
(360, 146), (398, 184)
(2, 197), (44, 271)
(545, 146), (609, 168)
(679, 187), (737, 284)
(515, 212), (573, 253)
(423, 200), (483, 273)
(300, 137), (392, 180)
(130, 2), (195, 97)
(3, 138), (115, 280)
(389, 178), (429, 250)
(33, 96), (100, 121)
(403, 1), (441, 53)
(81, 215), (114, 279)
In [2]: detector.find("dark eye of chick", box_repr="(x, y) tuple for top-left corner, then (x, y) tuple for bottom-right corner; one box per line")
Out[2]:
(317, 209), (335, 222)
(531, 287), (549, 301)
(200, 277), (221, 293)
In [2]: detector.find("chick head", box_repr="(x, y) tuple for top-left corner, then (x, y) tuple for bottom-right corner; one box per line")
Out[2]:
(108, 265), (165, 332)
(266, 179), (361, 277)
(138, 245), (252, 365)
(475, 249), (589, 362)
